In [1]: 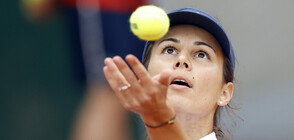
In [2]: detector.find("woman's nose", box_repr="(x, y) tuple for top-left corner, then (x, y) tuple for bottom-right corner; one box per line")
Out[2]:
(173, 55), (192, 70)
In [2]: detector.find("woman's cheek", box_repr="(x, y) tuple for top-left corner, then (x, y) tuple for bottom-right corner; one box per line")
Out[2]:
(149, 59), (172, 76)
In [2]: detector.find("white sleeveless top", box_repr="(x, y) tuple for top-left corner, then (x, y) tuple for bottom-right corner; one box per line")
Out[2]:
(199, 132), (217, 140)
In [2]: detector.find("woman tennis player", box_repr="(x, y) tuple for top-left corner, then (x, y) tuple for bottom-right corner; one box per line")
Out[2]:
(103, 7), (237, 140)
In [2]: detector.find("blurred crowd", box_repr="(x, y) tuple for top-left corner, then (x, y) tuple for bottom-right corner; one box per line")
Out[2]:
(18, 0), (150, 140)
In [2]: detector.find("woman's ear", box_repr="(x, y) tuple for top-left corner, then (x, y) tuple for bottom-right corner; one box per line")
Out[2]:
(217, 82), (234, 106)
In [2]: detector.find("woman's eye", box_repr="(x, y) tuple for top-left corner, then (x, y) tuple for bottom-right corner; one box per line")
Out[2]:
(195, 51), (209, 59)
(163, 47), (177, 54)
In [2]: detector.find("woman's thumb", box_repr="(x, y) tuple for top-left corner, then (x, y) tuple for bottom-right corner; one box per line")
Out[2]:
(155, 69), (172, 86)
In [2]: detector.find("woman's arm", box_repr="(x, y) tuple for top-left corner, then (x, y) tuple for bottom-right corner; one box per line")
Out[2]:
(103, 54), (191, 140)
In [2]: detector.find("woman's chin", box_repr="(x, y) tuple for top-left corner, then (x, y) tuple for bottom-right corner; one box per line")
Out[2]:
(167, 94), (193, 110)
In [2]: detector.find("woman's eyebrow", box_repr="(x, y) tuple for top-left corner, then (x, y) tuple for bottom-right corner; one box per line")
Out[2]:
(158, 38), (179, 45)
(194, 41), (216, 52)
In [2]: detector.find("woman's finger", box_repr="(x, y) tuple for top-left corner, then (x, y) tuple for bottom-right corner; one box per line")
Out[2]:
(113, 56), (150, 104)
(125, 54), (153, 88)
(151, 69), (172, 100)
(103, 66), (130, 107)
(103, 58), (142, 111)
(157, 69), (172, 86)
(112, 56), (140, 88)
(104, 58), (129, 91)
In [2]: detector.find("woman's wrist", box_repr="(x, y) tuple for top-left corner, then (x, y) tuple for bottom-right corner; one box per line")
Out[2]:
(145, 113), (176, 128)
(140, 105), (175, 128)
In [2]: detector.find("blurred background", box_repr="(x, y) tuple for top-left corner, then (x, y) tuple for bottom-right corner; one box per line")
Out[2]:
(1, 0), (294, 140)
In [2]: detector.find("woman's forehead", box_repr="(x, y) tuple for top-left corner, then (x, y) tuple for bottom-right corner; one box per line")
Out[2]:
(166, 25), (215, 40)
(155, 25), (221, 50)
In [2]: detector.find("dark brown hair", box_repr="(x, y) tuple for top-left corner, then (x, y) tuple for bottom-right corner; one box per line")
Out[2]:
(142, 42), (240, 140)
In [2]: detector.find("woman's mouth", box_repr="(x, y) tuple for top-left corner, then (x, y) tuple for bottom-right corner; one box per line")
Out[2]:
(169, 76), (192, 90)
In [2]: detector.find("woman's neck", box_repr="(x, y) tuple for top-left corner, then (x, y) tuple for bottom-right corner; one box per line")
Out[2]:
(176, 111), (215, 140)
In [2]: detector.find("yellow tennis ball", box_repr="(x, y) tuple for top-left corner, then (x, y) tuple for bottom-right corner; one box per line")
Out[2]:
(129, 5), (170, 41)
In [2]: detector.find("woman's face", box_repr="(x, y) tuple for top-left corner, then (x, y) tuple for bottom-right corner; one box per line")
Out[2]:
(147, 25), (226, 117)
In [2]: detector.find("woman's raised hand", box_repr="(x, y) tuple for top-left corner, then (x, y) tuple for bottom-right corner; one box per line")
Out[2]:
(103, 54), (174, 124)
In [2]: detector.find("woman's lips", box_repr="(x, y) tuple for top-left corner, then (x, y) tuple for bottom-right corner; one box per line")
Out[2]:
(169, 76), (193, 87)
(169, 84), (191, 90)
(169, 75), (193, 90)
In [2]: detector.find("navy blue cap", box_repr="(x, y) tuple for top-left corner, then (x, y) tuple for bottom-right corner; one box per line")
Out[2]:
(142, 7), (235, 73)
